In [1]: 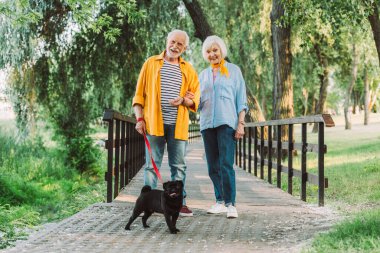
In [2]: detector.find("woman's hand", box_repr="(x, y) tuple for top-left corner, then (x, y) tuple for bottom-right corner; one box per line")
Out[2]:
(185, 91), (195, 100)
(169, 96), (184, 106)
(183, 91), (195, 107)
(234, 122), (245, 139)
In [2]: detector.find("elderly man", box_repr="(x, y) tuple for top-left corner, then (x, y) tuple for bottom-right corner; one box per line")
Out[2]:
(132, 29), (200, 216)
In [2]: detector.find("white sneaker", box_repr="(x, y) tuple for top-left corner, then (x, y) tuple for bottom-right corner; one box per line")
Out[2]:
(227, 205), (238, 218)
(207, 203), (228, 214)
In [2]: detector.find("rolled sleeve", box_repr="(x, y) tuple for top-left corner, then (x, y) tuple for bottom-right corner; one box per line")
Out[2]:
(187, 67), (201, 112)
(132, 95), (145, 107)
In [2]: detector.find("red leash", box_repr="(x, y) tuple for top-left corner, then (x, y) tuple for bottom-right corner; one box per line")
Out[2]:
(143, 131), (163, 184)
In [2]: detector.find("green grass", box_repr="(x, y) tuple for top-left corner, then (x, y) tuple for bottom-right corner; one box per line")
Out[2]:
(306, 209), (380, 253)
(304, 129), (380, 252)
(0, 129), (106, 249)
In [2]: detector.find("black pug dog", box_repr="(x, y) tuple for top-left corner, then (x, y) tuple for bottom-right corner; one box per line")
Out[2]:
(125, 180), (184, 234)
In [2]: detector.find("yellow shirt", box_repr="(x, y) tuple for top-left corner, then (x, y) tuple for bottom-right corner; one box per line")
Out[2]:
(132, 51), (200, 140)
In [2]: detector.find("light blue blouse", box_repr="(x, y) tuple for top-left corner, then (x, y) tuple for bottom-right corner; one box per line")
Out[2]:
(198, 61), (248, 131)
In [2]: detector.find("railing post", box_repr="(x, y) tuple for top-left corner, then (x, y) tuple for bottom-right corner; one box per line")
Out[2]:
(248, 127), (252, 174)
(106, 119), (114, 203)
(318, 122), (325, 206)
(114, 120), (120, 199)
(301, 123), (307, 201)
(260, 126), (264, 179)
(238, 138), (242, 168)
(132, 124), (137, 176)
(277, 125), (282, 189)
(268, 126), (272, 184)
(288, 124), (293, 194)
(235, 137), (238, 166)
(243, 129), (246, 171)
(253, 127), (258, 176)
(126, 123), (131, 184)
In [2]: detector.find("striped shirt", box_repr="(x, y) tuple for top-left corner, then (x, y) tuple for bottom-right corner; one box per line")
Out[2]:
(160, 60), (182, 125)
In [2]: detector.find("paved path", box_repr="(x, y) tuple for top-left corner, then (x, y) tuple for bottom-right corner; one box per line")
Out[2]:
(2, 141), (337, 253)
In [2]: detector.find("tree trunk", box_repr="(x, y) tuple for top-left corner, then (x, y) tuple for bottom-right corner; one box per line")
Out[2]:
(312, 42), (330, 133)
(182, 0), (214, 41)
(270, 0), (294, 140)
(246, 87), (266, 123)
(368, 2), (380, 116)
(246, 87), (268, 156)
(311, 95), (316, 115)
(260, 77), (268, 119)
(368, 2), (380, 65)
(183, 0), (266, 124)
(352, 94), (357, 114)
(343, 40), (358, 130)
(364, 68), (370, 125)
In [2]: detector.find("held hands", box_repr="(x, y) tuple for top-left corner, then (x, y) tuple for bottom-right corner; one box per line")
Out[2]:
(234, 122), (245, 140)
(181, 91), (195, 107)
(169, 91), (195, 107)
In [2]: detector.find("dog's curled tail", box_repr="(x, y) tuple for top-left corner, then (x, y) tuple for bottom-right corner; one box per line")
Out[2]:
(141, 185), (152, 193)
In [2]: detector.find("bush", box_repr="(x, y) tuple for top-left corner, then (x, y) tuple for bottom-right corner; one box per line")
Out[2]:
(0, 129), (105, 249)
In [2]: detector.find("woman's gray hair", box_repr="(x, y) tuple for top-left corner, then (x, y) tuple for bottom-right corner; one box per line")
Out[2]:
(167, 29), (190, 47)
(202, 35), (228, 61)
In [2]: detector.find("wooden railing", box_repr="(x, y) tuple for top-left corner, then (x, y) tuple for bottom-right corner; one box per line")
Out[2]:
(102, 109), (145, 203)
(236, 114), (335, 206)
(102, 109), (201, 202)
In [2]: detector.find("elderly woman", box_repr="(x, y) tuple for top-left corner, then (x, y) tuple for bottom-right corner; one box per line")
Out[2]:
(198, 35), (248, 218)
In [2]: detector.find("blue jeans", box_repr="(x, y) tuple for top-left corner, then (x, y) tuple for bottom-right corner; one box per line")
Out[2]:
(144, 124), (187, 204)
(201, 125), (236, 206)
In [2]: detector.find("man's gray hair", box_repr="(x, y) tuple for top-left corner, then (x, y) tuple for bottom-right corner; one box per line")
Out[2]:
(202, 35), (228, 61)
(167, 29), (190, 47)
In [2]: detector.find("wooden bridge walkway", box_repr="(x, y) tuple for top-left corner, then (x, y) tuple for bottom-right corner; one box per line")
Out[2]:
(2, 140), (337, 253)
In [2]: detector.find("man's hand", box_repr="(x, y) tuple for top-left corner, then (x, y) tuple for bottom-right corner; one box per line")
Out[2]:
(135, 120), (146, 135)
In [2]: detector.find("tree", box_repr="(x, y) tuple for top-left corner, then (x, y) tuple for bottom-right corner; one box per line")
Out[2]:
(270, 0), (294, 140)
(368, 1), (380, 65)
(0, 0), (147, 172)
(182, 0), (213, 41)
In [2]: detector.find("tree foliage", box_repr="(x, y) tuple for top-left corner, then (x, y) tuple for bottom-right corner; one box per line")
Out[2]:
(0, 0), (193, 172)
(1, 0), (380, 172)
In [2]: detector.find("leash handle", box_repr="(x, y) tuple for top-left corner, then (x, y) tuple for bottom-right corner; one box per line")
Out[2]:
(143, 131), (163, 184)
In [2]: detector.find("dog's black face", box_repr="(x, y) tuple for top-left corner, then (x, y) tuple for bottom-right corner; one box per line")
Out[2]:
(163, 180), (183, 199)
(125, 180), (184, 234)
